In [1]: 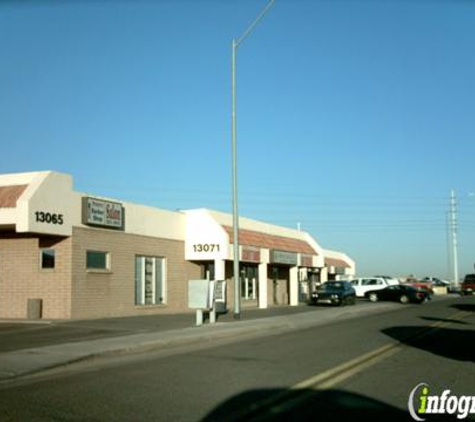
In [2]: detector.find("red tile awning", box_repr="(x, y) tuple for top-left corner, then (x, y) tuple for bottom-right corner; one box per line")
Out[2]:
(324, 257), (350, 268)
(0, 185), (27, 208)
(222, 225), (318, 255)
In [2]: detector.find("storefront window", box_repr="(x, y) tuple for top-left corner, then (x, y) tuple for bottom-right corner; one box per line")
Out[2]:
(240, 265), (258, 300)
(135, 256), (166, 305)
(40, 249), (55, 269)
(86, 251), (109, 270)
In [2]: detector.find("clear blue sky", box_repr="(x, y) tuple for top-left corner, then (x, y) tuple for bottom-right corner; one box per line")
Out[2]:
(1, 0), (474, 279)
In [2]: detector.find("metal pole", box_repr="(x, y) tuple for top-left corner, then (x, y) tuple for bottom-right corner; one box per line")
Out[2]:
(450, 189), (459, 283)
(231, 1), (275, 320)
(231, 39), (241, 319)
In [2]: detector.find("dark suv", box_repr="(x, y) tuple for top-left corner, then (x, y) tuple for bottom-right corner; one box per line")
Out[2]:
(461, 274), (475, 295)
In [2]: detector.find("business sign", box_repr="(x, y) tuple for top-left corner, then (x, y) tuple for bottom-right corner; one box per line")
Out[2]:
(83, 197), (124, 230)
(270, 250), (298, 266)
(300, 254), (314, 267)
(242, 247), (261, 263)
(214, 280), (227, 302)
(335, 266), (346, 275)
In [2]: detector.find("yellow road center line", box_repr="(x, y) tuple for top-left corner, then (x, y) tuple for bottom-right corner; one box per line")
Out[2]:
(234, 309), (473, 421)
(317, 346), (400, 390)
(265, 310), (473, 417)
(291, 310), (470, 391)
(291, 342), (398, 390)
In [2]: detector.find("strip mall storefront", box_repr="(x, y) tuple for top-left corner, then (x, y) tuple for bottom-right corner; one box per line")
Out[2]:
(184, 209), (326, 309)
(0, 171), (354, 319)
(323, 249), (355, 281)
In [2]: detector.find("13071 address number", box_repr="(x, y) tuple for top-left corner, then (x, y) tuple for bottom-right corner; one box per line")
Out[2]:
(193, 244), (220, 253)
(35, 211), (64, 225)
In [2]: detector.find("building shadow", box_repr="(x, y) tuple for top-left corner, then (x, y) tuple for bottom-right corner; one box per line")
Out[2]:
(201, 388), (408, 422)
(382, 326), (475, 363)
(419, 316), (468, 325)
(451, 303), (475, 313)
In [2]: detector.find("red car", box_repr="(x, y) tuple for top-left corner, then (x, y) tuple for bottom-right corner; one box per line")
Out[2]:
(461, 274), (475, 295)
(406, 281), (434, 295)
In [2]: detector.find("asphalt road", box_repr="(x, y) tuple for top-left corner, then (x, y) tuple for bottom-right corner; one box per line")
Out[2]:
(0, 296), (474, 422)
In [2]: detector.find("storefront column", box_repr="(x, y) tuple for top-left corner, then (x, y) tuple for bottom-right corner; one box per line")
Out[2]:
(214, 259), (225, 280)
(258, 262), (268, 309)
(320, 266), (329, 283)
(289, 266), (299, 306)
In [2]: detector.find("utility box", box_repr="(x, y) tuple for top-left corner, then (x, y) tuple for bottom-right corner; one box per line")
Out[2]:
(27, 298), (43, 319)
(188, 279), (213, 310)
(188, 280), (227, 325)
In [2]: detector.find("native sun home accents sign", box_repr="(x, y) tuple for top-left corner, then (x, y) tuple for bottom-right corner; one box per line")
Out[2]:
(83, 197), (125, 230)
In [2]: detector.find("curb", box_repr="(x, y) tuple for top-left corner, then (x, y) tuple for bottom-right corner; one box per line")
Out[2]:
(0, 319), (54, 325)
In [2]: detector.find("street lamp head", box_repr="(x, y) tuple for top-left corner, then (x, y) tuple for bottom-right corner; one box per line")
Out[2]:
(234, 0), (276, 48)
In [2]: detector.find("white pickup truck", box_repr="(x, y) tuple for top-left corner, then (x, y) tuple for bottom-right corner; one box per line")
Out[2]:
(350, 277), (399, 298)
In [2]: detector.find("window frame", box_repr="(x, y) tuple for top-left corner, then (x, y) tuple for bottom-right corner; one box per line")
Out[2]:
(86, 250), (111, 272)
(40, 248), (56, 270)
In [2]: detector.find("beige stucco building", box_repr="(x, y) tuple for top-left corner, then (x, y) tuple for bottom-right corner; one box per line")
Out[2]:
(0, 171), (355, 319)
(322, 249), (356, 281)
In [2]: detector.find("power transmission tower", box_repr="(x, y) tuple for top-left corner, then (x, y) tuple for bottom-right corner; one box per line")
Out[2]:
(450, 189), (459, 283)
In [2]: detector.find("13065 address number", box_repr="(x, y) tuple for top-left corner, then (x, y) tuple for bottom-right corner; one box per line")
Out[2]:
(35, 212), (64, 225)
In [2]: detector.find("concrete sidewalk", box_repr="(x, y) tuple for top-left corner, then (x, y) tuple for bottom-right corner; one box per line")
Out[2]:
(0, 305), (321, 353)
(0, 301), (405, 382)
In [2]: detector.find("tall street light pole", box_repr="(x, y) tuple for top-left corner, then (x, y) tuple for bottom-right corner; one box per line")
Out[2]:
(231, 0), (275, 320)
